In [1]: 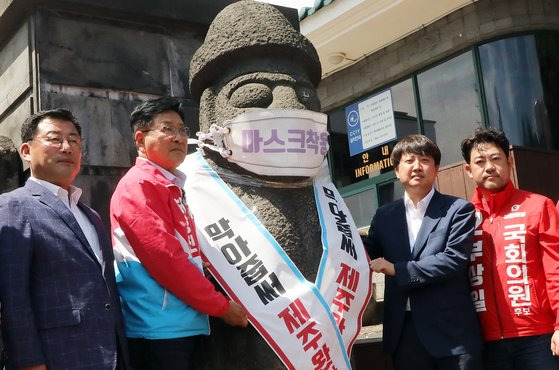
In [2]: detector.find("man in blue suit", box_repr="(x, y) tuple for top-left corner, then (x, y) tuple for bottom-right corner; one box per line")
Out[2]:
(364, 135), (482, 370)
(0, 109), (127, 370)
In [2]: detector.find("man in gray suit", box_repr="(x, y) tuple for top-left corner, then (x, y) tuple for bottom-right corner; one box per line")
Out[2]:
(0, 109), (127, 369)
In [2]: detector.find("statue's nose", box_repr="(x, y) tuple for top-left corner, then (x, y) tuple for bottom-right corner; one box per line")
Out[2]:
(268, 86), (306, 110)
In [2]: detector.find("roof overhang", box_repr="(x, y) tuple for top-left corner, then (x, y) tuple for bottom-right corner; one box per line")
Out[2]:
(301, 0), (477, 77)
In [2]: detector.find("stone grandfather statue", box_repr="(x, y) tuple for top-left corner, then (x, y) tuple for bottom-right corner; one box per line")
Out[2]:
(189, 0), (324, 281)
(183, 1), (370, 368)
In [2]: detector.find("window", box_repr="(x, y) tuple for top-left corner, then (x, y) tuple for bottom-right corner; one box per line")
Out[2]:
(377, 180), (404, 207)
(479, 33), (559, 150)
(417, 51), (482, 166)
(343, 188), (377, 229)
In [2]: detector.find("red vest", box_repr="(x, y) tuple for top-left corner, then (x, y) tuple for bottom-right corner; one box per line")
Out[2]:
(470, 181), (559, 341)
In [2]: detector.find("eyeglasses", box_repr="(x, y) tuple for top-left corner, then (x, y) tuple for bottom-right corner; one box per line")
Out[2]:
(33, 135), (81, 149)
(142, 126), (190, 138)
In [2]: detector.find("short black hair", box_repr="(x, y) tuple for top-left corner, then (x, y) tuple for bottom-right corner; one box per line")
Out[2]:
(21, 108), (81, 143)
(130, 97), (184, 132)
(461, 127), (510, 163)
(391, 134), (441, 167)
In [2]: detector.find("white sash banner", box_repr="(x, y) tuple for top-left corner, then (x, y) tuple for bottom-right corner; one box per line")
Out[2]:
(313, 162), (373, 355)
(180, 152), (371, 370)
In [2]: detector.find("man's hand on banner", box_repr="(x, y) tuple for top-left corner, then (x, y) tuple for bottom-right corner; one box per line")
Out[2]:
(221, 301), (249, 327)
(202, 261), (211, 277)
(551, 330), (559, 356)
(369, 257), (395, 276)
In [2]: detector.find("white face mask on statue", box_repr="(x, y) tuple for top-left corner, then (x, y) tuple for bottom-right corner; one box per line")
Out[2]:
(196, 109), (329, 178)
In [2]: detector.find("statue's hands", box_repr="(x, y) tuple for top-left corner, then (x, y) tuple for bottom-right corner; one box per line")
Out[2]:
(220, 301), (248, 327)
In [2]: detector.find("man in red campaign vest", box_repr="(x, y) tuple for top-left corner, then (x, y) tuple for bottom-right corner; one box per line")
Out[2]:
(110, 97), (247, 370)
(462, 128), (559, 369)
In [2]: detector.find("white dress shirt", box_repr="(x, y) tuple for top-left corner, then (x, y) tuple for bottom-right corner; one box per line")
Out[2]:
(403, 187), (435, 310)
(29, 177), (103, 265)
(404, 187), (435, 251)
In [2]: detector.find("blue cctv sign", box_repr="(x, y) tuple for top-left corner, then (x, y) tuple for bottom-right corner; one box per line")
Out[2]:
(345, 89), (396, 157)
(345, 104), (363, 156)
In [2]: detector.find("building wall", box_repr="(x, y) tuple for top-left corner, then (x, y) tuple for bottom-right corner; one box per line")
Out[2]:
(0, 21), (34, 152)
(318, 0), (559, 112)
(35, 9), (204, 167)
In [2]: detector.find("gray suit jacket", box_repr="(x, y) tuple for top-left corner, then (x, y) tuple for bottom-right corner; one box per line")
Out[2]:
(364, 191), (483, 357)
(0, 180), (127, 369)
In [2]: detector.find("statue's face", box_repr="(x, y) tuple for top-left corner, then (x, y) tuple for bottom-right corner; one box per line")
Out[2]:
(199, 59), (320, 131)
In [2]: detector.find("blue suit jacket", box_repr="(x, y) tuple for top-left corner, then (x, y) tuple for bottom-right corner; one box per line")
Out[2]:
(0, 180), (128, 369)
(364, 191), (482, 357)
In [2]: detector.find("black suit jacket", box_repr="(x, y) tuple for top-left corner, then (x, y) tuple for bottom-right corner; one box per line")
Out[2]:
(0, 180), (128, 369)
(364, 191), (482, 357)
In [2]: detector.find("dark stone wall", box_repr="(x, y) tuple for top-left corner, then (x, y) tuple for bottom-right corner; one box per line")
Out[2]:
(0, 20), (32, 174)
(36, 12), (196, 97)
(34, 8), (203, 225)
(0, 0), (234, 49)
(0, 136), (22, 193)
